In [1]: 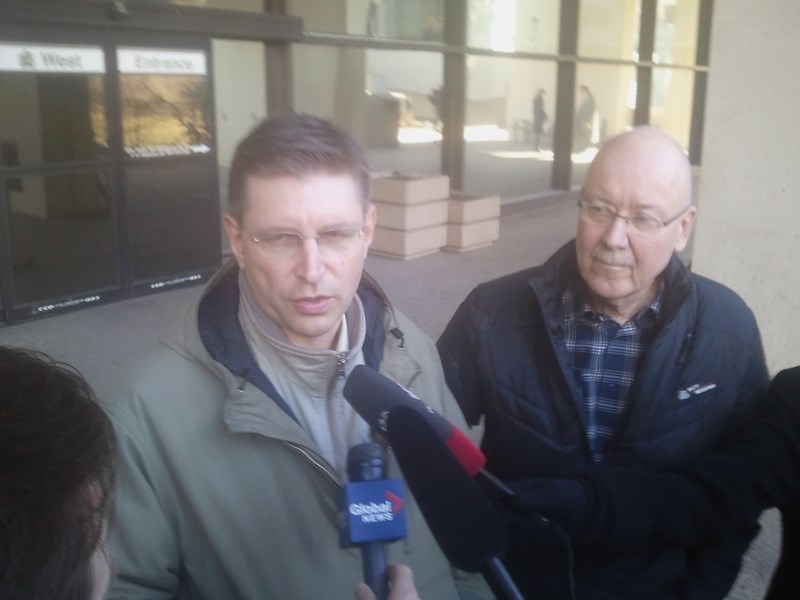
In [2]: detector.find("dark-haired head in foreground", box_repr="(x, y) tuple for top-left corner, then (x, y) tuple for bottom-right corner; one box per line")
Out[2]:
(0, 346), (115, 600)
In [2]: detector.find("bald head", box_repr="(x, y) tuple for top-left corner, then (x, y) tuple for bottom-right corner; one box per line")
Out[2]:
(585, 126), (692, 212)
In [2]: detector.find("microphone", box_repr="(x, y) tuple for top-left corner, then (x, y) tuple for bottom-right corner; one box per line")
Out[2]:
(342, 443), (407, 600)
(386, 405), (524, 600)
(343, 365), (514, 500)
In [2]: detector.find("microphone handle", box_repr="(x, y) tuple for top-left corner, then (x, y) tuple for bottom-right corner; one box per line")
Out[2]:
(475, 469), (516, 501)
(483, 556), (525, 600)
(348, 443), (390, 600)
(362, 541), (389, 600)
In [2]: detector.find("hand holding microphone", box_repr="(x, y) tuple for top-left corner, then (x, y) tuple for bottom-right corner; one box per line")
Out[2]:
(343, 366), (547, 599)
(354, 564), (420, 600)
(343, 366), (575, 600)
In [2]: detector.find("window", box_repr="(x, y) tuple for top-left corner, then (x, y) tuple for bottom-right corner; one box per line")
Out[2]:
(468, 0), (561, 54)
(463, 55), (557, 198)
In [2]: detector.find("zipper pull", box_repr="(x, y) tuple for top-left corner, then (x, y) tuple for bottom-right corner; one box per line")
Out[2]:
(236, 369), (250, 392)
(337, 352), (348, 378)
(389, 327), (405, 349)
(677, 331), (693, 365)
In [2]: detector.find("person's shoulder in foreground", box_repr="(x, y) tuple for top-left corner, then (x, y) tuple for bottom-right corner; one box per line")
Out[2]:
(0, 345), (114, 600)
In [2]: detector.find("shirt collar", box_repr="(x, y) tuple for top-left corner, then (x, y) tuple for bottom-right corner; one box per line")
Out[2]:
(562, 279), (663, 325)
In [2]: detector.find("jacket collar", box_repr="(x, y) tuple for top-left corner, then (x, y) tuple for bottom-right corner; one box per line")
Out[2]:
(196, 262), (389, 424)
(529, 239), (694, 324)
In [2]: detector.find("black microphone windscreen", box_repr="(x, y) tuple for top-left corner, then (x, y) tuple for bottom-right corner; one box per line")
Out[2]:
(386, 405), (506, 572)
(347, 442), (386, 482)
(343, 365), (452, 439)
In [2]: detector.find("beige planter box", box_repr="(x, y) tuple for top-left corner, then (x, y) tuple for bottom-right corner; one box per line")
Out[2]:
(448, 192), (501, 224)
(370, 172), (450, 205)
(444, 218), (500, 252)
(370, 224), (447, 260)
(375, 199), (449, 231)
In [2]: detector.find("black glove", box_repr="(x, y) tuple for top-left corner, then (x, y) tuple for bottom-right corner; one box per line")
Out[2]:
(491, 479), (578, 600)
(505, 476), (591, 537)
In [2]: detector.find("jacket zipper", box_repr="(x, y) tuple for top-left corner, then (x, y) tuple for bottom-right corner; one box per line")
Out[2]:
(286, 441), (341, 488)
(337, 351), (348, 378)
(605, 316), (695, 457)
(388, 327), (405, 349)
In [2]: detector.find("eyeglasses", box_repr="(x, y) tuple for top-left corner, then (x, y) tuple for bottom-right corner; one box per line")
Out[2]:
(578, 199), (691, 233)
(246, 226), (365, 260)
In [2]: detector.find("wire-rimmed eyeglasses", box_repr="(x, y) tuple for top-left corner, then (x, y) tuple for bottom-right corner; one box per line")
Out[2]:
(246, 226), (365, 260)
(578, 199), (691, 233)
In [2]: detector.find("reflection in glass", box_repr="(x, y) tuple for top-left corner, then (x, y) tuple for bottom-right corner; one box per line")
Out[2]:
(578, 0), (637, 61)
(8, 172), (117, 305)
(288, 0), (444, 41)
(468, 0), (561, 54)
(650, 67), (694, 149)
(571, 64), (636, 188)
(292, 44), (444, 175)
(655, 0), (699, 65)
(0, 73), (107, 166)
(464, 56), (557, 199)
(120, 74), (211, 158)
(293, 45), (561, 200)
(126, 159), (220, 283)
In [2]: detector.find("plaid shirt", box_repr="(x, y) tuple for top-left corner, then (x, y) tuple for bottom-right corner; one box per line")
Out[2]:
(562, 284), (661, 463)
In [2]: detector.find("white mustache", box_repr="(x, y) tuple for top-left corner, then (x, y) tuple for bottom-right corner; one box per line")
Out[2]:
(592, 252), (633, 268)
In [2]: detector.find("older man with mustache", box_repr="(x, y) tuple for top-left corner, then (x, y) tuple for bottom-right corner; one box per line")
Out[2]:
(437, 126), (769, 600)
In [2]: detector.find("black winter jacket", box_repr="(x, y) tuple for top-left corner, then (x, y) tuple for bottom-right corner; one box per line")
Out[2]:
(437, 241), (769, 600)
(538, 366), (800, 600)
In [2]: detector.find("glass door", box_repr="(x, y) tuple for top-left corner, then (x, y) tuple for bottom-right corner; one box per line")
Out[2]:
(0, 40), (119, 320)
(116, 45), (220, 292)
(0, 31), (221, 323)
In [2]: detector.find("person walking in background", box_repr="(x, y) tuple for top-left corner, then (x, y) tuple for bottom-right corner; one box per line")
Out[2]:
(532, 88), (548, 151)
(438, 125), (769, 599)
(575, 84), (597, 152)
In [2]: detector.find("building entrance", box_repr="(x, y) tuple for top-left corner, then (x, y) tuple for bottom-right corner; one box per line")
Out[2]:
(0, 28), (220, 323)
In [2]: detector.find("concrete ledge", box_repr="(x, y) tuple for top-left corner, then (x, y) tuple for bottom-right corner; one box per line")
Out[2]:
(375, 199), (448, 230)
(370, 172), (450, 205)
(448, 192), (501, 224)
(444, 218), (500, 252)
(370, 224), (447, 260)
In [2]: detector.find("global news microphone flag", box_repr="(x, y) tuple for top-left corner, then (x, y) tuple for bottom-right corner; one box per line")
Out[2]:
(339, 444), (408, 547)
(340, 478), (407, 545)
(341, 442), (407, 600)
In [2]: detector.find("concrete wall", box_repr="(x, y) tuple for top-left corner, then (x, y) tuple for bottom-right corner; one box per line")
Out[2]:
(211, 39), (267, 170)
(692, 1), (800, 374)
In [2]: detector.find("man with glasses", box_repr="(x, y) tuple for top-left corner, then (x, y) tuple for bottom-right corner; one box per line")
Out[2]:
(438, 126), (768, 599)
(105, 114), (489, 600)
